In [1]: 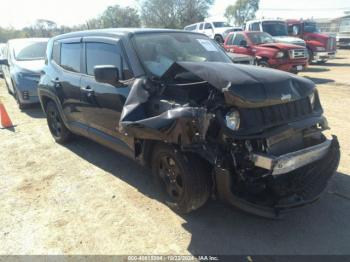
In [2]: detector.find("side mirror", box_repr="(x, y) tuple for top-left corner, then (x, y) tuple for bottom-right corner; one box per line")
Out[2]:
(0, 59), (9, 66)
(239, 40), (248, 47)
(94, 65), (120, 86)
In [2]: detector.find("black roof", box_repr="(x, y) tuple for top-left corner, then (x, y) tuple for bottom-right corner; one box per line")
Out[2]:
(53, 28), (201, 41)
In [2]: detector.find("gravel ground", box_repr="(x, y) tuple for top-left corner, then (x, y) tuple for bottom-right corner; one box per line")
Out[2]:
(0, 50), (350, 255)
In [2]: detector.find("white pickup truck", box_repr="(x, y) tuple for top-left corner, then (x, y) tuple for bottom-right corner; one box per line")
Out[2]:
(184, 21), (242, 43)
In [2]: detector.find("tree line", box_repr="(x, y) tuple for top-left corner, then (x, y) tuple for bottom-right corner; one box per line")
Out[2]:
(0, 0), (259, 42)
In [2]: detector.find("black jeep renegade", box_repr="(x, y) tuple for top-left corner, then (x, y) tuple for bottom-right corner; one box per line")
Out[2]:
(38, 29), (340, 218)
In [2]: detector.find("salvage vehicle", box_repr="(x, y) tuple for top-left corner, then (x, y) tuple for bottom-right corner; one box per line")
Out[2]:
(245, 19), (306, 47)
(0, 38), (48, 109)
(224, 31), (308, 73)
(184, 20), (242, 43)
(287, 19), (337, 63)
(38, 29), (340, 218)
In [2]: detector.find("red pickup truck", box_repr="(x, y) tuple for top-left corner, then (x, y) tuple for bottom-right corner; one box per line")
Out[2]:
(224, 31), (308, 73)
(286, 19), (337, 63)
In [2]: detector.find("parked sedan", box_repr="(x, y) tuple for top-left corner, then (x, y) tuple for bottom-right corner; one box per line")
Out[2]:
(0, 38), (48, 109)
(224, 31), (308, 73)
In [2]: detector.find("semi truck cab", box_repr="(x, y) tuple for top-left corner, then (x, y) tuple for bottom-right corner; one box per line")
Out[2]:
(287, 19), (337, 63)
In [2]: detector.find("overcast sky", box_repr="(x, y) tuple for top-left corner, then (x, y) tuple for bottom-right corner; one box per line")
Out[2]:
(0, 0), (349, 29)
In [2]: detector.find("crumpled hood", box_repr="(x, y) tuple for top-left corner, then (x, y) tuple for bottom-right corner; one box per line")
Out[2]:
(161, 62), (315, 108)
(259, 42), (304, 50)
(273, 36), (305, 46)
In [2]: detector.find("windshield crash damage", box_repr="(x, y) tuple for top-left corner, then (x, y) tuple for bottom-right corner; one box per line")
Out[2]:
(120, 60), (340, 218)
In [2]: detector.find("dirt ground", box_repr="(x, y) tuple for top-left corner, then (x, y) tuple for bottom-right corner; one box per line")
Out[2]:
(1, 50), (350, 255)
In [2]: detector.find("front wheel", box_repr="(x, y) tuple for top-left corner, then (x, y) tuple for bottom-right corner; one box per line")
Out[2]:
(152, 144), (212, 214)
(46, 101), (73, 144)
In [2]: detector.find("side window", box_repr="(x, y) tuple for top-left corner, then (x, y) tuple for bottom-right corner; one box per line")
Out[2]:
(51, 41), (60, 64)
(232, 34), (245, 45)
(205, 23), (212, 29)
(251, 22), (260, 31)
(60, 43), (81, 73)
(85, 42), (132, 80)
(226, 34), (235, 45)
(199, 23), (204, 30)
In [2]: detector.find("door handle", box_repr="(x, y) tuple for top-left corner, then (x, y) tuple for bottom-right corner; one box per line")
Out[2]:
(81, 85), (94, 92)
(81, 86), (95, 98)
(52, 78), (61, 88)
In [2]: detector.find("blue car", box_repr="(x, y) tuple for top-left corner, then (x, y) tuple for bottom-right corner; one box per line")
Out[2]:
(0, 38), (48, 109)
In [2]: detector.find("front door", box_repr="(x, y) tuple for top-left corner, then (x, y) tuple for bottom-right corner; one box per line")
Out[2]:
(80, 38), (133, 151)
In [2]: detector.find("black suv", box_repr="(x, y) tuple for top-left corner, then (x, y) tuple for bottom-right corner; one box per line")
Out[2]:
(38, 29), (340, 218)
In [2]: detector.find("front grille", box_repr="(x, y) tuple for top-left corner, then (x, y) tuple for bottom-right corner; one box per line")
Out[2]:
(327, 37), (337, 51)
(240, 98), (313, 129)
(289, 49), (307, 59)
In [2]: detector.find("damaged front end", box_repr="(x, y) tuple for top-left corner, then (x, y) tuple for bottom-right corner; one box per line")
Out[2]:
(120, 62), (340, 218)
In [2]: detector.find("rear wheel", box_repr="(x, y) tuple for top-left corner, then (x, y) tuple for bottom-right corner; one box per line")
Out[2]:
(46, 101), (73, 144)
(152, 144), (212, 214)
(214, 35), (224, 44)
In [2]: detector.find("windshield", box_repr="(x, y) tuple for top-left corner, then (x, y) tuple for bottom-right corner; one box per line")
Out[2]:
(304, 22), (319, 33)
(213, 22), (232, 28)
(247, 32), (275, 44)
(339, 18), (350, 33)
(262, 21), (288, 36)
(13, 41), (48, 61)
(133, 32), (232, 77)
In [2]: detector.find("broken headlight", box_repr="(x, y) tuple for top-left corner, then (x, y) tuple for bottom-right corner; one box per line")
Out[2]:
(225, 110), (240, 131)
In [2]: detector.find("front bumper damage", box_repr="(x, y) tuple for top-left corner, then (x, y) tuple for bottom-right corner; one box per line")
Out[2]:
(119, 62), (340, 218)
(215, 136), (340, 218)
(251, 137), (332, 175)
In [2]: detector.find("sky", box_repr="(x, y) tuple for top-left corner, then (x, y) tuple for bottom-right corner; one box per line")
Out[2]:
(0, 0), (349, 29)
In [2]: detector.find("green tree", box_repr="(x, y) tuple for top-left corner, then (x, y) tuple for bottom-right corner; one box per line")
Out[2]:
(140, 0), (214, 29)
(86, 5), (141, 29)
(225, 0), (259, 26)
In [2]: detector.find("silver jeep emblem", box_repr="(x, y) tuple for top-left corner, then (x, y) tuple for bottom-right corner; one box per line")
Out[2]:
(281, 94), (292, 101)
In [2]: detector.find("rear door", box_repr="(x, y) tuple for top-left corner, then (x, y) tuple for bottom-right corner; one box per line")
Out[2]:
(231, 33), (250, 55)
(80, 37), (133, 143)
(52, 38), (85, 129)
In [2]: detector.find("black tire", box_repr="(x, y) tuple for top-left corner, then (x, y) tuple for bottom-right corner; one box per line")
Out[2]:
(214, 35), (224, 44)
(152, 144), (212, 214)
(45, 101), (73, 144)
(258, 60), (270, 68)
